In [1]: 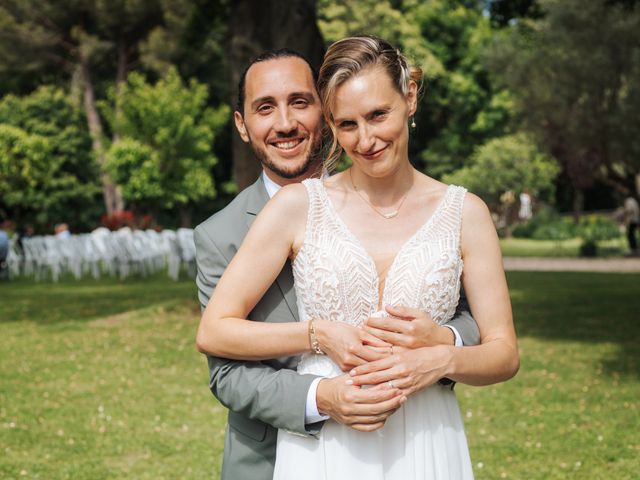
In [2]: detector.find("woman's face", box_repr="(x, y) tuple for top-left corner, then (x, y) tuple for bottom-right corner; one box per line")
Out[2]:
(331, 67), (417, 178)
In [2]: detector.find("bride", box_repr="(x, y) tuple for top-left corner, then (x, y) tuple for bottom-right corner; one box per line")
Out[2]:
(197, 35), (518, 479)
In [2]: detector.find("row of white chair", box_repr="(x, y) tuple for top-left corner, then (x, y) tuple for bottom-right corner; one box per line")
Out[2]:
(5, 227), (196, 282)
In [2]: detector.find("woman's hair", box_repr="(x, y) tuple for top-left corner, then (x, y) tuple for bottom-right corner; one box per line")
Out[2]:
(317, 35), (423, 171)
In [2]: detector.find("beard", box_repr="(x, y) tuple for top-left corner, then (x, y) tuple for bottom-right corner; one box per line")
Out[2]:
(250, 134), (324, 180)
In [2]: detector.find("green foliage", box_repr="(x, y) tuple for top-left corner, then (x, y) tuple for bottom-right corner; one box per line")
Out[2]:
(414, 0), (514, 177)
(139, 0), (230, 103)
(576, 215), (621, 243)
(104, 68), (229, 210)
(443, 133), (560, 211)
(576, 214), (621, 260)
(317, 0), (444, 79)
(513, 207), (577, 241)
(0, 86), (101, 229)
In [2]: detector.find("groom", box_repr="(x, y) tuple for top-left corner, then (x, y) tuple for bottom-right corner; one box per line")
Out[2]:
(195, 49), (480, 480)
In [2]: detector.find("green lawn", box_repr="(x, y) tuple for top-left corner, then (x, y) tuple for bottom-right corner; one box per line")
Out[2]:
(1, 273), (639, 479)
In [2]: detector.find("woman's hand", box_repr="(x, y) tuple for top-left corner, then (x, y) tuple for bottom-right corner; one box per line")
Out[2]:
(364, 305), (454, 349)
(347, 345), (454, 397)
(315, 320), (392, 372)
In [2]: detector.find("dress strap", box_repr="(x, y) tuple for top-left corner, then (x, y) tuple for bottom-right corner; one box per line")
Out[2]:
(301, 178), (327, 243)
(447, 185), (467, 251)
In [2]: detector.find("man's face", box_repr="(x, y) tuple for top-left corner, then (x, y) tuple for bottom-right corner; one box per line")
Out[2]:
(234, 57), (323, 185)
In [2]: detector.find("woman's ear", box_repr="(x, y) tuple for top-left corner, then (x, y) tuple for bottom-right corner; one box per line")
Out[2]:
(406, 80), (418, 116)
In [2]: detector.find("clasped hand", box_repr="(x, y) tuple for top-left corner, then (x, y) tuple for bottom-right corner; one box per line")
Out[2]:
(314, 305), (454, 431)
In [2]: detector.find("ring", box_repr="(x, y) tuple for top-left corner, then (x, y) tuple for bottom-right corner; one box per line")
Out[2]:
(388, 380), (395, 389)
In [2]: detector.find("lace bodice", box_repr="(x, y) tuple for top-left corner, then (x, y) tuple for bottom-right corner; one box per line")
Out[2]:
(292, 179), (466, 377)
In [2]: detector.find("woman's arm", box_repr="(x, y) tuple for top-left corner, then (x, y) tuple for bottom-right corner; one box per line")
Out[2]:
(195, 183), (311, 359)
(348, 193), (519, 392)
(446, 192), (519, 385)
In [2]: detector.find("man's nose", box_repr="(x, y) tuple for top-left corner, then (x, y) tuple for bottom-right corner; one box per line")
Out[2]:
(274, 107), (298, 133)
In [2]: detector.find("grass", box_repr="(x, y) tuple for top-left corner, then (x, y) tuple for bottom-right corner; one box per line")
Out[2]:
(1, 272), (639, 479)
(500, 237), (628, 257)
(0, 276), (226, 479)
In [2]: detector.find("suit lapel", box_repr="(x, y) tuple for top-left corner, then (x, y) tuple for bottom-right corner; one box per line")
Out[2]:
(244, 176), (299, 322)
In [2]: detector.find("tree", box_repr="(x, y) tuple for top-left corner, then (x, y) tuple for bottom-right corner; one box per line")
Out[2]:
(0, 0), (166, 214)
(412, 0), (515, 177)
(487, 0), (640, 216)
(0, 87), (101, 230)
(443, 133), (560, 213)
(103, 68), (228, 226)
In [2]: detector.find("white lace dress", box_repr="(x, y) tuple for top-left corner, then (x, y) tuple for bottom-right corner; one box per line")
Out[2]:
(273, 179), (474, 480)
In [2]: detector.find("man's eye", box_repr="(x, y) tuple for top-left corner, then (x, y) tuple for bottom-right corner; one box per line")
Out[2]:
(292, 99), (308, 108)
(257, 105), (274, 113)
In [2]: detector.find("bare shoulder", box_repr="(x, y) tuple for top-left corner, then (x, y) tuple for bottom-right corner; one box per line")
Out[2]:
(461, 191), (492, 224)
(459, 191), (499, 252)
(258, 182), (310, 234)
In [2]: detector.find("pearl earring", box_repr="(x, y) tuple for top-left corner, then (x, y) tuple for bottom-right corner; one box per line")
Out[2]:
(410, 117), (416, 129)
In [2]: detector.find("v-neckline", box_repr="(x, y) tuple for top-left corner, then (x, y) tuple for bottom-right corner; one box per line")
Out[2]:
(319, 181), (453, 310)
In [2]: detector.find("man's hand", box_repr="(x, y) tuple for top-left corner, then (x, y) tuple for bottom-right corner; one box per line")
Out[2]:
(316, 375), (406, 432)
(315, 320), (390, 371)
(364, 305), (454, 350)
(347, 345), (454, 397)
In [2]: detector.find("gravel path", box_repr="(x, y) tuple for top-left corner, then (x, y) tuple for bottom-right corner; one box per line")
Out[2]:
(503, 256), (640, 273)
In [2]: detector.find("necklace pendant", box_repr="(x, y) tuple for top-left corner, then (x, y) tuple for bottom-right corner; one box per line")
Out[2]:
(382, 210), (399, 219)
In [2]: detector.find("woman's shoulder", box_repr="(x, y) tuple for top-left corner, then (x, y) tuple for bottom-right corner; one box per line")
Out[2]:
(268, 182), (310, 213)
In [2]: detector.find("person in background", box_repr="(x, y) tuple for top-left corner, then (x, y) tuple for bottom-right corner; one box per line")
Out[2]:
(623, 195), (639, 256)
(54, 223), (71, 239)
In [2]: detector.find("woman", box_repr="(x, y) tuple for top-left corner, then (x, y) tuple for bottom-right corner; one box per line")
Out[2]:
(197, 36), (518, 479)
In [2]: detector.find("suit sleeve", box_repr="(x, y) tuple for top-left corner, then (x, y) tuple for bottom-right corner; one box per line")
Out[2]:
(446, 287), (481, 346)
(195, 224), (320, 435)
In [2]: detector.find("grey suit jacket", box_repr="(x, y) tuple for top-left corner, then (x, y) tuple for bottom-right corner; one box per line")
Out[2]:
(195, 176), (480, 480)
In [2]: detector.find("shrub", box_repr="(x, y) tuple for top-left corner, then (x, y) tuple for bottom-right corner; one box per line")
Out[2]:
(512, 207), (576, 240)
(576, 214), (621, 257)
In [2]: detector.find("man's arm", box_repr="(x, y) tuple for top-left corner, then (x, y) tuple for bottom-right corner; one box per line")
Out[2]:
(444, 288), (481, 346)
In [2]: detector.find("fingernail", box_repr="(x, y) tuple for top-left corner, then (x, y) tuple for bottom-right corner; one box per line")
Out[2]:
(345, 379), (353, 385)
(349, 369), (356, 376)
(399, 396), (407, 404)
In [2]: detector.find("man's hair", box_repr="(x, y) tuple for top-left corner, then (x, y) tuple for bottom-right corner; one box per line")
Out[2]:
(236, 48), (318, 114)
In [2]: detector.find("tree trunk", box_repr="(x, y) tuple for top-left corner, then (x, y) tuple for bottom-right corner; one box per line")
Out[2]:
(113, 38), (129, 143)
(80, 57), (123, 215)
(179, 206), (192, 228)
(229, 0), (325, 191)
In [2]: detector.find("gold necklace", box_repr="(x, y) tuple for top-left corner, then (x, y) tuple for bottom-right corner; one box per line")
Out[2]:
(349, 169), (410, 219)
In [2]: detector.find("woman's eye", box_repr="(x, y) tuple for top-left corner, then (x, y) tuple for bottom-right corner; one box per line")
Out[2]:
(338, 121), (355, 129)
(373, 110), (387, 119)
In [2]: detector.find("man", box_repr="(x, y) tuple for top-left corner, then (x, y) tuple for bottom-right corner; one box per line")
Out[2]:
(623, 195), (639, 255)
(194, 49), (480, 480)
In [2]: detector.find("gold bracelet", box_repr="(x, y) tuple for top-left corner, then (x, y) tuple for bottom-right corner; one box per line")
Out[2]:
(308, 320), (324, 355)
